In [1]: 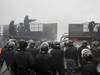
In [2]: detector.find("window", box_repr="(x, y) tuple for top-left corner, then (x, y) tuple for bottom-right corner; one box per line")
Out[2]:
(83, 24), (89, 32)
(30, 23), (43, 32)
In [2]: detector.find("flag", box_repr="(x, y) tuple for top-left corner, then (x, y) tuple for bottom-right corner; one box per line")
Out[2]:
(0, 48), (2, 54)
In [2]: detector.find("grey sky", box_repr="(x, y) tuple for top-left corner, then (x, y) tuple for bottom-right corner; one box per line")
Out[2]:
(0, 0), (100, 40)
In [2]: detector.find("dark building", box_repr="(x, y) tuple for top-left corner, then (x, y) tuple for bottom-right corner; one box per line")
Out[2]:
(69, 24), (84, 35)
(28, 22), (57, 41)
(0, 22), (57, 42)
(68, 22), (100, 42)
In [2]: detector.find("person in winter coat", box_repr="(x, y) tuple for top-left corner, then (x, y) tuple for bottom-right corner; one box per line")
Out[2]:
(51, 41), (64, 75)
(35, 42), (52, 75)
(12, 40), (35, 75)
(81, 48), (99, 75)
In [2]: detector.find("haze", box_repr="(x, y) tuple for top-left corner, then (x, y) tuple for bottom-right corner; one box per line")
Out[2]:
(0, 0), (100, 40)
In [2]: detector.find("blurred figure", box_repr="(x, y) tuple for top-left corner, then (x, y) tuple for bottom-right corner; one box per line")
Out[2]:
(65, 40), (78, 75)
(12, 40), (34, 75)
(1, 41), (15, 64)
(35, 42), (51, 75)
(51, 41), (64, 75)
(64, 40), (70, 51)
(88, 21), (96, 34)
(27, 40), (36, 48)
(91, 41), (100, 59)
(9, 20), (17, 36)
(0, 41), (16, 74)
(27, 40), (39, 75)
(81, 49), (99, 75)
(27, 40), (40, 56)
(17, 22), (25, 35)
(24, 15), (36, 32)
(48, 41), (53, 54)
(78, 40), (89, 69)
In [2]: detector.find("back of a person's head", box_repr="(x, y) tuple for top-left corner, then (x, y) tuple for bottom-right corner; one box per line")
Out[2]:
(19, 40), (28, 51)
(64, 40), (69, 46)
(53, 41), (60, 49)
(82, 40), (88, 46)
(68, 40), (74, 47)
(81, 48), (93, 61)
(4, 41), (15, 51)
(40, 42), (49, 54)
(28, 40), (35, 48)
(91, 41), (99, 47)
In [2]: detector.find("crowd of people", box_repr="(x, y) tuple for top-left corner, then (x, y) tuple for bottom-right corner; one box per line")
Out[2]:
(0, 39), (100, 75)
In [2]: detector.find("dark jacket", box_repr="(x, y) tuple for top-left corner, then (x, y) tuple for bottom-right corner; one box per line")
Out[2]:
(82, 62), (99, 75)
(13, 50), (34, 70)
(51, 48), (64, 70)
(65, 46), (78, 61)
(35, 53), (52, 72)
(26, 48), (39, 58)
(1, 47), (15, 66)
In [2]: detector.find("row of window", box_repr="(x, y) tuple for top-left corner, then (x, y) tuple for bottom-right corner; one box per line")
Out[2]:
(30, 23), (43, 32)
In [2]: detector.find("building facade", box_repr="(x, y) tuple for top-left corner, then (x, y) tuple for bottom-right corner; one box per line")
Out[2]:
(29, 22), (57, 41)
(68, 22), (100, 42)
(0, 25), (9, 48)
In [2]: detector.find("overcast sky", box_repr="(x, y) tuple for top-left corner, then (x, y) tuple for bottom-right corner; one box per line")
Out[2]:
(0, 0), (100, 40)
